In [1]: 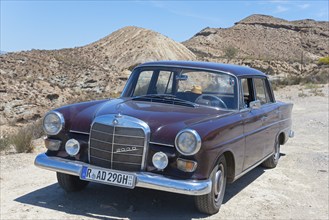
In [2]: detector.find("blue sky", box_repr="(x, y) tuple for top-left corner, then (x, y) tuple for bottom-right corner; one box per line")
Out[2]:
(1, 0), (328, 52)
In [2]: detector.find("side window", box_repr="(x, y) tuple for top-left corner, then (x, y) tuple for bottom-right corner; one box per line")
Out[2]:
(254, 78), (271, 105)
(133, 71), (153, 96)
(155, 71), (174, 94)
(240, 78), (253, 108)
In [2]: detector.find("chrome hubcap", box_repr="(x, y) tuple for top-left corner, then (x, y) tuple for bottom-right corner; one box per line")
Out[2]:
(214, 164), (224, 202)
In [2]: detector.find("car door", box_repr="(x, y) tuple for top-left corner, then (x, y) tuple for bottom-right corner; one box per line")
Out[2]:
(254, 78), (280, 157)
(240, 77), (267, 170)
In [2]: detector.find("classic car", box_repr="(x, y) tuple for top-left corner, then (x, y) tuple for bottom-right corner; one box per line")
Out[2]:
(35, 61), (294, 214)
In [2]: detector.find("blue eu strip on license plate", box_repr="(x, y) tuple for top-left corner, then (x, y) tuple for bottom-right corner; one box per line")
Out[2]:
(80, 166), (135, 188)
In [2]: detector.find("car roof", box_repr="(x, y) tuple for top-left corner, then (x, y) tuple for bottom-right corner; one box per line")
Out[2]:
(137, 61), (266, 77)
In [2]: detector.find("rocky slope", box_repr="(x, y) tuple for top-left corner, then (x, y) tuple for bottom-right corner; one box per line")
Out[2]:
(0, 27), (195, 128)
(0, 15), (328, 132)
(183, 14), (329, 61)
(82, 26), (196, 70)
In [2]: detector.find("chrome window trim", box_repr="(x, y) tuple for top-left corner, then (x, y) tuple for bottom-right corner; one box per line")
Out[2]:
(88, 114), (150, 170)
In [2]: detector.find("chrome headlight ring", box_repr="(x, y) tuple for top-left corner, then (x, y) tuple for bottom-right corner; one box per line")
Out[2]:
(43, 111), (65, 135)
(175, 129), (202, 156)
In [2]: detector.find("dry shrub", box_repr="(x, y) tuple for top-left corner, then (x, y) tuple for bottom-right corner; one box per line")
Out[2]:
(0, 137), (10, 151)
(9, 126), (34, 153)
(271, 71), (328, 89)
(6, 120), (44, 153)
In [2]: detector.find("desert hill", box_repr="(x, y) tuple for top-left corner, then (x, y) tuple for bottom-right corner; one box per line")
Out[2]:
(82, 26), (196, 70)
(0, 15), (328, 130)
(0, 26), (196, 127)
(183, 14), (329, 61)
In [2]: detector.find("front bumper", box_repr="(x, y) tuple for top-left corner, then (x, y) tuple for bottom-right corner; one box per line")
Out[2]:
(34, 153), (212, 196)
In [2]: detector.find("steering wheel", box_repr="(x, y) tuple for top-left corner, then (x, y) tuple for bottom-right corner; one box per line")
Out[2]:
(195, 94), (228, 109)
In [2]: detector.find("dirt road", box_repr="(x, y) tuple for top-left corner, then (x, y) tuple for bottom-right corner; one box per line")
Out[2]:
(1, 85), (328, 219)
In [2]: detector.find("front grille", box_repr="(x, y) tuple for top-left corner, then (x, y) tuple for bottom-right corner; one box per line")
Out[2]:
(89, 121), (146, 172)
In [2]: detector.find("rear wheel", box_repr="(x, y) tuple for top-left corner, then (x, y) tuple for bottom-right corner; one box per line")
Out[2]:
(195, 155), (227, 215)
(262, 141), (280, 168)
(56, 172), (89, 192)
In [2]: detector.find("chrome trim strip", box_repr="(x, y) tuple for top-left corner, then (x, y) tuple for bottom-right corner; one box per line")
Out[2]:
(90, 147), (143, 156)
(69, 130), (89, 135)
(149, 142), (174, 148)
(112, 161), (141, 166)
(90, 147), (111, 153)
(113, 152), (143, 157)
(90, 138), (145, 148)
(233, 152), (273, 181)
(90, 155), (112, 162)
(92, 129), (144, 139)
(114, 134), (144, 139)
(110, 126), (116, 168)
(35, 153), (211, 196)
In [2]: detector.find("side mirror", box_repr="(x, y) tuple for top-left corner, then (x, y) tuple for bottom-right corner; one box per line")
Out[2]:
(250, 100), (261, 110)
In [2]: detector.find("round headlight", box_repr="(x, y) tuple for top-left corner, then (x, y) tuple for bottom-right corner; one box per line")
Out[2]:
(65, 139), (80, 156)
(175, 129), (201, 156)
(43, 111), (64, 135)
(152, 152), (168, 170)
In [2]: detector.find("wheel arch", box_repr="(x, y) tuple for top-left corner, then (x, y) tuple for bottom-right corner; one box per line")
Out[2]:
(277, 131), (286, 145)
(213, 150), (235, 183)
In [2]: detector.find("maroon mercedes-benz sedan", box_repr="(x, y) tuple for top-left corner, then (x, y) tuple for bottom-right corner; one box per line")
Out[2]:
(35, 61), (293, 214)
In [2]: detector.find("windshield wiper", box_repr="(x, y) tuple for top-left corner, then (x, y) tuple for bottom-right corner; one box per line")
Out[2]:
(132, 94), (198, 107)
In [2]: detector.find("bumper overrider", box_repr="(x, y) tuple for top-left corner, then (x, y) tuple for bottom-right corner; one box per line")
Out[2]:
(34, 153), (212, 196)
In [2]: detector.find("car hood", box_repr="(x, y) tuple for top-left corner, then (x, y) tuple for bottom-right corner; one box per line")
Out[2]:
(69, 98), (232, 145)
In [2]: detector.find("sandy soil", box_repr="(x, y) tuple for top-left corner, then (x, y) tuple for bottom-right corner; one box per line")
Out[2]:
(1, 84), (328, 220)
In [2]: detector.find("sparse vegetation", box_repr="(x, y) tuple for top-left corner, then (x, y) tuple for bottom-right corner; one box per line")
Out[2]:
(298, 91), (308, 97)
(1, 120), (44, 153)
(318, 56), (329, 65)
(223, 46), (238, 61)
(0, 137), (10, 151)
(128, 63), (141, 71)
(271, 70), (328, 90)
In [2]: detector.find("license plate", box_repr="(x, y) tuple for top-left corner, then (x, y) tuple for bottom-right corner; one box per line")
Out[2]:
(80, 166), (135, 188)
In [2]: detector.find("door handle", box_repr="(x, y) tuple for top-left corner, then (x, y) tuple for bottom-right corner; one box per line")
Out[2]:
(261, 116), (268, 121)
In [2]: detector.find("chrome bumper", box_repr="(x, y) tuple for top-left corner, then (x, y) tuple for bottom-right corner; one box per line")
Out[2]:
(34, 153), (212, 196)
(289, 130), (294, 138)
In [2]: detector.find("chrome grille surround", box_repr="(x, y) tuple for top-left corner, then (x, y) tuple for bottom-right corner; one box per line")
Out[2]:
(88, 114), (150, 171)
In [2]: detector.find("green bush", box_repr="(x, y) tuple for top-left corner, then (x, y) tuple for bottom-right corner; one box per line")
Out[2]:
(223, 45), (238, 60)
(318, 56), (329, 65)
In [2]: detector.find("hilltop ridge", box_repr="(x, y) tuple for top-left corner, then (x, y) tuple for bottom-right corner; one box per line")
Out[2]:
(0, 14), (328, 128)
(184, 14), (329, 61)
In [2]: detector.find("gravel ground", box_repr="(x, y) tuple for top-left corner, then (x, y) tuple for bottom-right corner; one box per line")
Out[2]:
(1, 84), (328, 220)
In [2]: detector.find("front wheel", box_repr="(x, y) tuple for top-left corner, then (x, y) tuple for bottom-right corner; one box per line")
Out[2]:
(194, 155), (227, 215)
(262, 141), (280, 168)
(57, 172), (89, 192)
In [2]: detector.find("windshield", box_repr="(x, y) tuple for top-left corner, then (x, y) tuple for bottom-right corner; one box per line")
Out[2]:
(122, 67), (238, 110)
